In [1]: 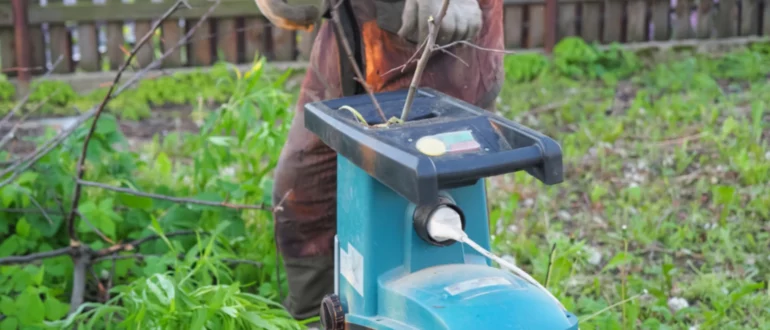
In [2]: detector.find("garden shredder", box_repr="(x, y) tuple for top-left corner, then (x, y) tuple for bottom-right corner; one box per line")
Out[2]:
(303, 87), (580, 330)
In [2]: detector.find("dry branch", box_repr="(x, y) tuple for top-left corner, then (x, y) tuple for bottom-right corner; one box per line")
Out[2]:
(328, 0), (387, 123)
(94, 230), (203, 258)
(77, 179), (269, 211)
(399, 0), (451, 121)
(0, 247), (72, 266)
(67, 0), (193, 244)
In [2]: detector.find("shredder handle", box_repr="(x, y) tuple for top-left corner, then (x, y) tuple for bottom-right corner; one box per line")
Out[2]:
(435, 145), (544, 183)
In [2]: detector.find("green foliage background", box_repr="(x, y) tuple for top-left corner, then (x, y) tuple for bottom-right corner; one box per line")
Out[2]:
(0, 37), (769, 329)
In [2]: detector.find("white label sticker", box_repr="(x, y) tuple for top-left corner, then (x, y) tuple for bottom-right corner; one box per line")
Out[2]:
(340, 242), (364, 297)
(444, 276), (514, 296)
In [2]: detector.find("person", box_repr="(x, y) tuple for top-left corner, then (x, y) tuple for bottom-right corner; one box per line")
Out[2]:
(254, 0), (505, 321)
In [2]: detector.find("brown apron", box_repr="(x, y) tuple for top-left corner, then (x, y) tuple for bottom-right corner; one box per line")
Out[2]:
(271, 0), (505, 319)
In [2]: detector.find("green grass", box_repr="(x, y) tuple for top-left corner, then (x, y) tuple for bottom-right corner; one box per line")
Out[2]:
(486, 40), (770, 329)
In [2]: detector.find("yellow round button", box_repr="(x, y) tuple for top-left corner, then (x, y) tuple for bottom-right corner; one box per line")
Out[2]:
(416, 137), (446, 156)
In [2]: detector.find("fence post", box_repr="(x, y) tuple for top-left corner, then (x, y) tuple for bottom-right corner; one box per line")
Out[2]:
(544, 0), (557, 53)
(10, 0), (31, 88)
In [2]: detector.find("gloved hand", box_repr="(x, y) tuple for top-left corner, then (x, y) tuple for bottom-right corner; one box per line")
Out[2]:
(397, 0), (482, 45)
(254, 0), (327, 31)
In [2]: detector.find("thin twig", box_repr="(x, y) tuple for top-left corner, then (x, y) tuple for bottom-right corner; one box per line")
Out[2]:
(76, 211), (115, 244)
(16, 187), (54, 225)
(0, 207), (61, 214)
(0, 91), (58, 150)
(94, 230), (202, 258)
(0, 247), (72, 266)
(432, 40), (517, 54)
(328, 0), (387, 123)
(66, 0), (200, 243)
(77, 179), (268, 211)
(437, 48), (469, 67)
(399, 0), (451, 121)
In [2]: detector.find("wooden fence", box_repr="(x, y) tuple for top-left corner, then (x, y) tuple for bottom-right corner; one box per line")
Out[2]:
(1, 0), (770, 82)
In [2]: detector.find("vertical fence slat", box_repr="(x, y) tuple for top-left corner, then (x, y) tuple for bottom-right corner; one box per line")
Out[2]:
(626, 0), (648, 42)
(244, 17), (268, 61)
(161, 19), (183, 68)
(740, 0), (759, 35)
(503, 5), (524, 48)
(558, 3), (577, 40)
(216, 18), (239, 63)
(673, 0), (694, 38)
(271, 27), (296, 61)
(188, 18), (213, 66)
(47, 0), (71, 73)
(581, 2), (602, 42)
(49, 25), (72, 73)
(651, 0), (670, 40)
(29, 25), (45, 74)
(0, 28), (14, 75)
(105, 0), (125, 71)
(77, 18), (100, 72)
(696, 0), (714, 38)
(528, 4), (545, 47)
(716, 0), (738, 37)
(603, 1), (624, 43)
(106, 22), (125, 70)
(297, 29), (317, 61)
(764, 0), (770, 35)
(134, 20), (155, 68)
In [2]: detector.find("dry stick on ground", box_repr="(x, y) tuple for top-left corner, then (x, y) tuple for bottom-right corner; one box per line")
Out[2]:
(328, 0), (387, 123)
(77, 179), (270, 211)
(399, 0), (451, 122)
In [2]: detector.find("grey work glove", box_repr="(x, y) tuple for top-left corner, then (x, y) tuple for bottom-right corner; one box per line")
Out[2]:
(254, 0), (327, 31)
(397, 0), (482, 45)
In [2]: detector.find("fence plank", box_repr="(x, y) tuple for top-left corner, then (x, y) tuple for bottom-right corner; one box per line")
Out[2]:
(244, 17), (268, 61)
(740, 0), (759, 35)
(626, 0), (647, 42)
(504, 5), (524, 48)
(557, 3), (577, 40)
(672, 0), (694, 39)
(271, 27), (296, 60)
(581, 3), (601, 42)
(76, 22), (100, 72)
(49, 24), (72, 73)
(161, 20), (183, 68)
(297, 29), (317, 61)
(716, 0), (738, 37)
(603, 1), (623, 43)
(764, 0), (770, 35)
(0, 0), (319, 26)
(216, 18), (239, 63)
(528, 4), (545, 47)
(106, 22), (125, 70)
(29, 26), (45, 74)
(0, 28), (14, 74)
(134, 20), (155, 68)
(696, 0), (713, 38)
(651, 0), (669, 40)
(188, 18), (213, 66)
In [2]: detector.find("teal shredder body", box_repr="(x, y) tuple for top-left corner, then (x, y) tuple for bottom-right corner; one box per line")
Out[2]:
(303, 88), (578, 330)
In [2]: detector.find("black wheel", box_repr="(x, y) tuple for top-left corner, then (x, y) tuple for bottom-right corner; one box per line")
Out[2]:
(319, 294), (345, 330)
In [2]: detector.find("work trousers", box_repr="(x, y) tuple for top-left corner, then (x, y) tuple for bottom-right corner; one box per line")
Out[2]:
(271, 0), (505, 319)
